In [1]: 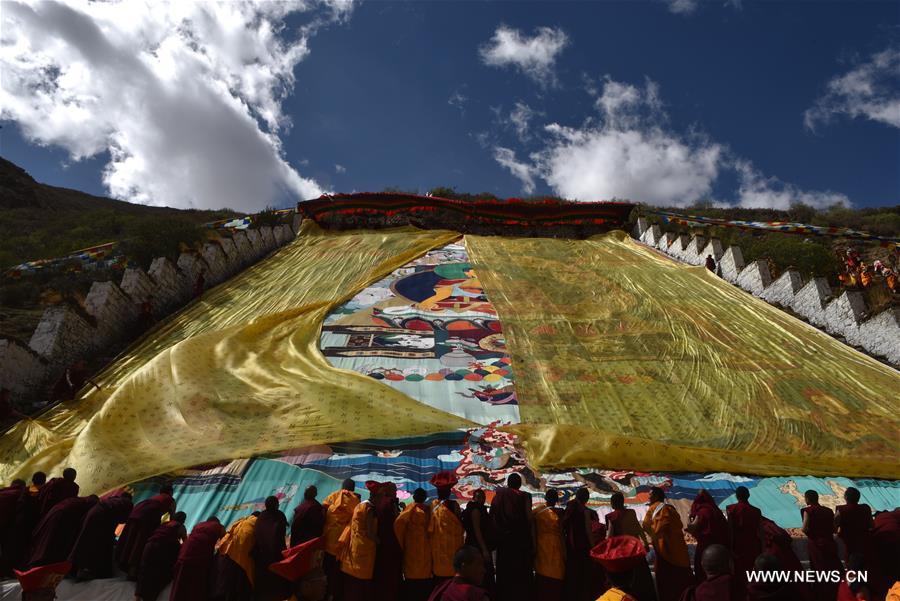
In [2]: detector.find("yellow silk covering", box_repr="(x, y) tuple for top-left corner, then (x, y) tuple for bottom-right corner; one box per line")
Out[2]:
(0, 223), (472, 494)
(465, 231), (900, 478)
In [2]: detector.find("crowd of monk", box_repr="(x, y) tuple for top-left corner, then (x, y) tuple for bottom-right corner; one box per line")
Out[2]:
(2, 469), (899, 601)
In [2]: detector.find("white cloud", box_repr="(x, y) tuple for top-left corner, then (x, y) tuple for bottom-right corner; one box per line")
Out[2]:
(666, 0), (699, 14)
(734, 160), (849, 209)
(508, 102), (540, 141)
(493, 146), (536, 194)
(805, 47), (900, 131)
(0, 0), (352, 211)
(479, 25), (569, 87)
(448, 90), (468, 113)
(334, 163), (346, 174)
(491, 75), (851, 208)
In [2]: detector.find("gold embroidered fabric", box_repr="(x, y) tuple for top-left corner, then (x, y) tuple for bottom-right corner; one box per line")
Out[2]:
(0, 224), (471, 493)
(466, 231), (900, 478)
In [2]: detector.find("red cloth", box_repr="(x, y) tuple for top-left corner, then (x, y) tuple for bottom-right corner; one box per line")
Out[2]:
(374, 495), (402, 601)
(68, 494), (133, 578)
(13, 561), (71, 593)
(431, 471), (459, 491)
(36, 477), (79, 518)
(115, 493), (174, 573)
(27, 495), (97, 568)
(269, 537), (324, 581)
(871, 509), (900, 597)
(136, 520), (183, 601)
(290, 499), (325, 547)
(169, 519), (225, 601)
(727, 501), (762, 582)
(835, 503), (873, 560)
(490, 487), (533, 601)
(428, 576), (490, 601)
(590, 535), (647, 573)
(680, 574), (747, 601)
(690, 491), (730, 581)
(802, 504), (842, 600)
(253, 508), (290, 601)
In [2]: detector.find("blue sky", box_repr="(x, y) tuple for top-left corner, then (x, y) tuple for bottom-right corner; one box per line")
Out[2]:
(1, 0), (898, 212)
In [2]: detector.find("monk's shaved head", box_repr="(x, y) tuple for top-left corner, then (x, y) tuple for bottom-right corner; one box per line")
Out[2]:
(754, 553), (780, 572)
(804, 490), (819, 505)
(304, 486), (318, 501)
(342, 478), (355, 491)
(507, 473), (522, 489)
(649, 487), (665, 503)
(575, 487), (590, 503)
(63, 468), (77, 481)
(735, 486), (750, 501)
(610, 492), (625, 509)
(701, 544), (732, 578)
(413, 488), (427, 503)
(32, 472), (46, 486)
(545, 489), (559, 506)
(10, 479), (25, 487)
(265, 496), (279, 511)
(173, 511), (187, 523)
(844, 487), (860, 504)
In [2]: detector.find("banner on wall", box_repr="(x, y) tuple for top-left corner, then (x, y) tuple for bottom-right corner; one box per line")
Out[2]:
(646, 209), (900, 248)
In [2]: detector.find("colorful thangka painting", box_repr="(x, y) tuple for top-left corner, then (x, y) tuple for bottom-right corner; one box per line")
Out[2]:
(320, 243), (519, 425)
(131, 424), (900, 535)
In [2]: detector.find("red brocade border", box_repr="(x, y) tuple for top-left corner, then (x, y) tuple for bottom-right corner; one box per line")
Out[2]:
(297, 193), (635, 238)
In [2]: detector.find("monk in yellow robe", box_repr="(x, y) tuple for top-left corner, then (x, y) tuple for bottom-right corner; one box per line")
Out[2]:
(394, 488), (433, 601)
(429, 471), (465, 584)
(339, 480), (382, 601)
(322, 478), (359, 599)
(642, 487), (693, 601)
(210, 512), (257, 601)
(532, 489), (566, 601)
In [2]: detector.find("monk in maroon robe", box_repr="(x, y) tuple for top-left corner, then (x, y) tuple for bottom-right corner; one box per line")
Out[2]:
(462, 489), (495, 594)
(834, 486), (873, 562)
(428, 546), (489, 601)
(36, 468), (79, 518)
(563, 487), (595, 601)
(686, 490), (730, 582)
(758, 518), (812, 600)
(373, 482), (402, 601)
(291, 486), (325, 547)
(726, 486), (762, 583)
(136, 512), (186, 601)
(870, 509), (900, 599)
(68, 492), (133, 580)
(116, 485), (176, 579)
(489, 473), (533, 601)
(801, 489), (842, 601)
(253, 495), (290, 601)
(26, 495), (98, 568)
(0, 480), (26, 575)
(678, 544), (746, 601)
(2, 473), (45, 574)
(169, 517), (225, 601)
(745, 553), (797, 601)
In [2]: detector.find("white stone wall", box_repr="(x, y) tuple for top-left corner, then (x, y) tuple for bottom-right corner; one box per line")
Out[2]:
(2, 217), (300, 407)
(632, 219), (899, 366)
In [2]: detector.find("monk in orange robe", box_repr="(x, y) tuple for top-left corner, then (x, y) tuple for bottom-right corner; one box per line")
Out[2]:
(430, 471), (466, 587)
(395, 488), (433, 601)
(532, 489), (565, 601)
(802, 489), (843, 601)
(322, 478), (359, 600)
(834, 486), (874, 562)
(642, 487), (693, 601)
(339, 481), (382, 601)
(209, 513), (258, 601)
(726, 486), (762, 584)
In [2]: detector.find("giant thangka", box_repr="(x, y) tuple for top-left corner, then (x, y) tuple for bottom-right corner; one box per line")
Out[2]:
(1, 195), (897, 536)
